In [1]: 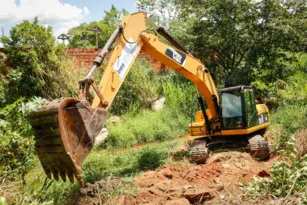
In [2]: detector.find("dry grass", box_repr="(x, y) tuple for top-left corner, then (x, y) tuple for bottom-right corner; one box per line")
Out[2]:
(294, 129), (307, 161)
(50, 55), (88, 99)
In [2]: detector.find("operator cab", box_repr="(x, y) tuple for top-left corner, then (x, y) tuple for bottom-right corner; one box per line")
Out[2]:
(219, 86), (259, 130)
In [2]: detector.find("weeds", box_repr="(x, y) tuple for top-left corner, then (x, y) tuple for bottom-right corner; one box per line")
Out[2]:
(268, 103), (307, 149)
(246, 136), (307, 198)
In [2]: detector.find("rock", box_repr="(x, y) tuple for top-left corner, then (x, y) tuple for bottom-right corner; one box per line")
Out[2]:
(151, 97), (166, 111)
(95, 128), (108, 145)
(221, 163), (232, 168)
(258, 170), (271, 178)
(182, 188), (215, 203)
(108, 116), (121, 123)
(162, 170), (173, 179)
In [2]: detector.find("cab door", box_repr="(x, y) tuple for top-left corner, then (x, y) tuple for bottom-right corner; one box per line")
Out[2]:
(243, 88), (259, 127)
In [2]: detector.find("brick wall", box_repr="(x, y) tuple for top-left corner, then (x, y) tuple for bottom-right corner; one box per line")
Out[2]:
(65, 48), (166, 70)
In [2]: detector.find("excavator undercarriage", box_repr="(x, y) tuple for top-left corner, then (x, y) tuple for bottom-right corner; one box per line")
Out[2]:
(188, 134), (270, 164)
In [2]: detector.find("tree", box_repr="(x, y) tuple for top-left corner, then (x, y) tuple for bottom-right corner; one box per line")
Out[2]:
(0, 18), (81, 106)
(176, 0), (307, 89)
(0, 18), (57, 103)
(137, 0), (179, 28)
(67, 5), (129, 48)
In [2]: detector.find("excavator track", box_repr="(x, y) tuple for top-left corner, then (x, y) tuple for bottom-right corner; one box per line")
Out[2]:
(30, 98), (107, 187)
(188, 139), (208, 164)
(248, 134), (270, 160)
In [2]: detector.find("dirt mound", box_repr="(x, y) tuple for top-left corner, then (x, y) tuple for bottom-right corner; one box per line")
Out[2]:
(115, 151), (280, 205)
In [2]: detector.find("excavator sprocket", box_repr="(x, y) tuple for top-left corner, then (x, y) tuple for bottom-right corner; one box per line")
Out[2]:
(30, 98), (107, 187)
(248, 134), (270, 160)
(189, 139), (208, 164)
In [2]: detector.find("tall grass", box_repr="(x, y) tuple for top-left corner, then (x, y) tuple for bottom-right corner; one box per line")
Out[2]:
(110, 59), (161, 115)
(162, 78), (198, 117)
(268, 71), (307, 149)
(106, 108), (187, 148)
(246, 71), (307, 201)
(83, 140), (181, 183)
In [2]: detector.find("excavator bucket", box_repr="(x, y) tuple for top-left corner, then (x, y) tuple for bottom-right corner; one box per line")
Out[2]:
(30, 98), (107, 187)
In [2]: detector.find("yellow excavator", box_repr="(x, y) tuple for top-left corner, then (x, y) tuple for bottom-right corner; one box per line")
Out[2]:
(30, 12), (270, 187)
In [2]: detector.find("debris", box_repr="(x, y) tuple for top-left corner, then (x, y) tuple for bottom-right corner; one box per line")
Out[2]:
(151, 97), (166, 111)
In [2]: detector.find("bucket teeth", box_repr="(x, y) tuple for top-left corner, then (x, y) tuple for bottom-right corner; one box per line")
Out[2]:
(53, 171), (59, 181)
(67, 173), (74, 183)
(60, 172), (66, 182)
(30, 98), (107, 187)
(45, 169), (52, 179)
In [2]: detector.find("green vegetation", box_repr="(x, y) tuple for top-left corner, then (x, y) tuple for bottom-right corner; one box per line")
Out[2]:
(0, 17), (86, 186)
(246, 137), (307, 201)
(0, 1), (307, 204)
(107, 109), (187, 148)
(0, 97), (46, 181)
(67, 5), (128, 48)
(83, 140), (180, 183)
(245, 71), (307, 201)
(109, 59), (162, 115)
(0, 18), (84, 106)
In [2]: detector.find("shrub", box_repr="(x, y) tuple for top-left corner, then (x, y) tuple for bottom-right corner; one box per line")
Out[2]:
(276, 71), (307, 105)
(269, 103), (307, 149)
(137, 146), (168, 170)
(0, 97), (46, 180)
(110, 59), (161, 115)
(0, 120), (34, 180)
(0, 18), (85, 107)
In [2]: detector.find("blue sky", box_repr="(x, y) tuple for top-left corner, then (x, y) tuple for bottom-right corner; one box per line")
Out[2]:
(0, 0), (138, 41)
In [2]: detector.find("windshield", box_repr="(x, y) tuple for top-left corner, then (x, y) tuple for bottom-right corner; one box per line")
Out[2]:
(221, 92), (243, 129)
(221, 93), (242, 118)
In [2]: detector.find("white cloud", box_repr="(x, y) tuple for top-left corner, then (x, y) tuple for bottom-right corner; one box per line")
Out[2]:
(83, 7), (89, 16)
(0, 0), (90, 37)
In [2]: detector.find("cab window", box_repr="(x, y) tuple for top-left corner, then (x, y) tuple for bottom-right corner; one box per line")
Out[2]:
(221, 92), (244, 129)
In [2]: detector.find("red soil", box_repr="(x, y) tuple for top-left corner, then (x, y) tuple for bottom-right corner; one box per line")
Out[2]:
(111, 152), (280, 205)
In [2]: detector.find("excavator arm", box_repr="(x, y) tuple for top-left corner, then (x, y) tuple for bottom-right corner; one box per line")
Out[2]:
(90, 12), (219, 120)
(30, 12), (221, 187)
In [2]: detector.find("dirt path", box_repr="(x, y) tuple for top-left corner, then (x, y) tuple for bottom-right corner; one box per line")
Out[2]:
(110, 151), (281, 205)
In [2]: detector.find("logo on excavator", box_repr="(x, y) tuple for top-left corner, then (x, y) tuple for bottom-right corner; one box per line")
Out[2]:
(113, 38), (139, 81)
(173, 50), (182, 63)
(165, 46), (186, 65)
